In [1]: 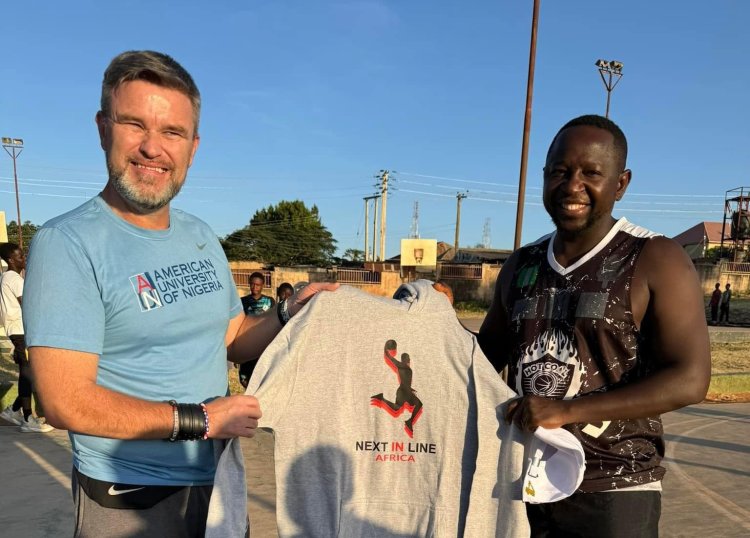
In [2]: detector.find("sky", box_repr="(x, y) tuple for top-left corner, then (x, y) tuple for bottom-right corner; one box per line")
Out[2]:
(1, 1), (748, 258)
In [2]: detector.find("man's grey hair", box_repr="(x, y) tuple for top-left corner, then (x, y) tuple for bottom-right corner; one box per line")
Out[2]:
(100, 50), (201, 134)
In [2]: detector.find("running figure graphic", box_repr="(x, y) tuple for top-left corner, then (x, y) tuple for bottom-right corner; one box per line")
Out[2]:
(371, 339), (423, 438)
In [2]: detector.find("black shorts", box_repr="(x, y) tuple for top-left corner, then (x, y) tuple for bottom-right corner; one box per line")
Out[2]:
(526, 490), (661, 538)
(72, 468), (225, 538)
(9, 334), (26, 365)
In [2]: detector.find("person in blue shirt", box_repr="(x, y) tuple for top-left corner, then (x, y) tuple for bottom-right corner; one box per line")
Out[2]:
(23, 50), (336, 537)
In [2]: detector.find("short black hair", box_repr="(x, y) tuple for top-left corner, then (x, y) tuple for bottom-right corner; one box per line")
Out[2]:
(277, 282), (294, 295)
(547, 114), (628, 170)
(0, 242), (20, 263)
(249, 271), (265, 284)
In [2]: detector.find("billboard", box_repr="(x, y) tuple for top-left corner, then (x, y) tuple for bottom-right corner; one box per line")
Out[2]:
(400, 239), (437, 271)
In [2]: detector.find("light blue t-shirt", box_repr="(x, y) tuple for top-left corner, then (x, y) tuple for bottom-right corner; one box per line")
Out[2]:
(24, 195), (243, 485)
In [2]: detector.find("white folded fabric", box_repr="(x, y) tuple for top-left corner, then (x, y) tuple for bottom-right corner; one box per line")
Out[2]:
(522, 426), (586, 504)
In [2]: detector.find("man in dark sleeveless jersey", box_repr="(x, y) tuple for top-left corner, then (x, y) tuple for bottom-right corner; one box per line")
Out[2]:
(478, 115), (710, 537)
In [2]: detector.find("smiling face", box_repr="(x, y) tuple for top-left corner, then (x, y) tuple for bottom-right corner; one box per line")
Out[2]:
(96, 80), (199, 215)
(543, 125), (630, 240)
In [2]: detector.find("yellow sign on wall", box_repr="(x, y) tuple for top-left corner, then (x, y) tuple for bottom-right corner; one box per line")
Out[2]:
(400, 238), (437, 267)
(0, 212), (7, 243)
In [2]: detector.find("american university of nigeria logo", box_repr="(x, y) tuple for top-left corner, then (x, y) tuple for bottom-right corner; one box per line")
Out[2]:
(130, 272), (163, 312)
(129, 259), (224, 312)
(515, 329), (584, 399)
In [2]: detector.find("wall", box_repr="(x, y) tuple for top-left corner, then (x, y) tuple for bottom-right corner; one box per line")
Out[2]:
(439, 264), (500, 304)
(229, 261), (501, 302)
(230, 262), (329, 297)
(695, 262), (750, 295)
(230, 258), (750, 302)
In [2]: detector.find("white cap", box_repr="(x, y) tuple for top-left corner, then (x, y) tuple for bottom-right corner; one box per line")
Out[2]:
(522, 426), (586, 504)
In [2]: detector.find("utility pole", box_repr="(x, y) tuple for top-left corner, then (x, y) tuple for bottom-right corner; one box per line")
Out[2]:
(377, 170), (390, 261)
(410, 201), (420, 238)
(482, 218), (491, 248)
(595, 59), (624, 118)
(454, 192), (468, 255)
(363, 195), (379, 262)
(372, 196), (379, 262)
(1, 137), (24, 247)
(513, 0), (540, 250)
(363, 197), (370, 262)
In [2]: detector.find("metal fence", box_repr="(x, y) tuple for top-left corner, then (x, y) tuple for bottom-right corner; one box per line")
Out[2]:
(721, 262), (750, 274)
(439, 263), (483, 280)
(329, 268), (381, 285)
(231, 270), (272, 289)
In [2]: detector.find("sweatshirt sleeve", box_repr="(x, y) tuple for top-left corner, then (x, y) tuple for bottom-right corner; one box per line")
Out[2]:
(463, 338), (530, 538)
(206, 300), (313, 537)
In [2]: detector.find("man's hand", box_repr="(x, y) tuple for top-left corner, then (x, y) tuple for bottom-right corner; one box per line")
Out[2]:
(205, 394), (263, 439)
(505, 395), (571, 431)
(287, 282), (340, 317)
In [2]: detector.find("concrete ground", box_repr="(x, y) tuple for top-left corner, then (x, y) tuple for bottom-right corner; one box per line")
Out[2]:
(1, 402), (748, 537)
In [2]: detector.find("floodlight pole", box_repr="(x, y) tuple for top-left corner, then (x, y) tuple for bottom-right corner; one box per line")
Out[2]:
(513, 0), (540, 250)
(2, 138), (24, 247)
(596, 60), (623, 118)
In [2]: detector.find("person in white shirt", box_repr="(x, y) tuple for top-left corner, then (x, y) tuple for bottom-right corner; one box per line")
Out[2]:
(0, 242), (52, 432)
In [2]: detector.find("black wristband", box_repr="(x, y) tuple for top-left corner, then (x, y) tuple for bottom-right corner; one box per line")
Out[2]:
(175, 403), (206, 441)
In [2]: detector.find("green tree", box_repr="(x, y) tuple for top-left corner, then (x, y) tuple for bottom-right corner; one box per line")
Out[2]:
(704, 246), (732, 261)
(222, 200), (337, 265)
(343, 248), (364, 262)
(6, 220), (40, 251)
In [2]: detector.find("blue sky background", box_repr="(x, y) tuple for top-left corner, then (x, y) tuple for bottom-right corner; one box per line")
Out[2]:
(1, 1), (747, 257)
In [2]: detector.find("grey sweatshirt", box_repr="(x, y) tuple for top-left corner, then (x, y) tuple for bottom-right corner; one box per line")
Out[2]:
(207, 280), (530, 537)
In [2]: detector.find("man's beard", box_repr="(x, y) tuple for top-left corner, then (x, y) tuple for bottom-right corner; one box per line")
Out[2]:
(107, 160), (183, 213)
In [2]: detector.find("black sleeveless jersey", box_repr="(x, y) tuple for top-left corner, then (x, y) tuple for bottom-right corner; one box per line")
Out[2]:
(504, 219), (665, 492)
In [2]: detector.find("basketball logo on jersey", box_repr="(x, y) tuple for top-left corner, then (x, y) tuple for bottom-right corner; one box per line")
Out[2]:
(515, 329), (583, 399)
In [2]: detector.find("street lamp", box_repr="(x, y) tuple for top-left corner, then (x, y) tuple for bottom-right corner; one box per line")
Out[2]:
(595, 59), (623, 118)
(1, 137), (24, 247)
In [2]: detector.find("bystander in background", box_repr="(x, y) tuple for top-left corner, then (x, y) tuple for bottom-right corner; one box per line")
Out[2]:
(709, 282), (722, 325)
(719, 283), (732, 324)
(0, 243), (53, 432)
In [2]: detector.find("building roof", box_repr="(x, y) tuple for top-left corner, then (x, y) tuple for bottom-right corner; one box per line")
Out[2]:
(386, 241), (512, 264)
(438, 244), (512, 264)
(672, 221), (730, 246)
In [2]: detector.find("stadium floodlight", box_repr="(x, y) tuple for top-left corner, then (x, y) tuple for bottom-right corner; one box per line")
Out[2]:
(2, 137), (25, 246)
(595, 59), (624, 118)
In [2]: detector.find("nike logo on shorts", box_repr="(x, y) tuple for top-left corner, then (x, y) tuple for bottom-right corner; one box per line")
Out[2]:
(108, 485), (146, 496)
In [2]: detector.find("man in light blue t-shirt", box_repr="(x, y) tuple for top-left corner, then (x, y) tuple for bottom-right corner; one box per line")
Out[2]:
(23, 50), (336, 537)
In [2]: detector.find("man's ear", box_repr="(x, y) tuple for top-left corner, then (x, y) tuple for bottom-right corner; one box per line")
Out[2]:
(95, 111), (108, 150)
(187, 133), (200, 168)
(615, 169), (631, 201)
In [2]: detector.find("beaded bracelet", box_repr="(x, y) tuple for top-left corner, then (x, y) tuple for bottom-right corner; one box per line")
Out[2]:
(167, 400), (179, 442)
(200, 403), (210, 440)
